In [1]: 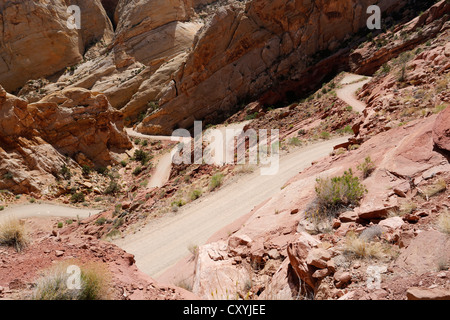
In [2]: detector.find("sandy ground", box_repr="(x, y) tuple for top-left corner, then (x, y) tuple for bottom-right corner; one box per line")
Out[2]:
(114, 136), (350, 278)
(337, 73), (372, 113)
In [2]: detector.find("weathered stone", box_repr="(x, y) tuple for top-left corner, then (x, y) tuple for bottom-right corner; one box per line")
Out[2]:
(407, 287), (450, 300)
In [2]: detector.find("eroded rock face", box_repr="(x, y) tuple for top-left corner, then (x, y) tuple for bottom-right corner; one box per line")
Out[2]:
(433, 106), (450, 152)
(0, 0), (113, 93)
(0, 86), (131, 194)
(137, 0), (406, 134)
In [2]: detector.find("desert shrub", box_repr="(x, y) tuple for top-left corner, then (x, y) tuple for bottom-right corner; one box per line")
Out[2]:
(57, 222), (63, 228)
(288, 137), (302, 147)
(120, 160), (128, 167)
(320, 131), (331, 140)
(71, 192), (85, 203)
(171, 199), (186, 208)
(134, 138), (141, 145)
(209, 173), (225, 191)
(190, 189), (202, 201)
(60, 165), (72, 180)
(95, 217), (107, 226)
(307, 169), (367, 223)
(0, 206), (4, 211)
(133, 166), (143, 176)
(357, 156), (376, 179)
(96, 167), (109, 176)
(29, 197), (36, 203)
(343, 231), (391, 259)
(81, 165), (92, 176)
(0, 218), (28, 252)
(133, 149), (150, 165)
(32, 261), (111, 300)
(3, 172), (13, 180)
(104, 180), (120, 195)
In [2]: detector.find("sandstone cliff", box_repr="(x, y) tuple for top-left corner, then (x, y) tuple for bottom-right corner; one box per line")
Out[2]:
(0, 86), (131, 194)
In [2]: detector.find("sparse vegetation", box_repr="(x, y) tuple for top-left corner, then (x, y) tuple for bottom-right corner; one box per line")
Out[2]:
(343, 231), (394, 260)
(306, 169), (367, 224)
(81, 165), (92, 176)
(209, 173), (225, 191)
(71, 192), (85, 203)
(95, 217), (107, 226)
(133, 149), (151, 166)
(320, 131), (331, 140)
(422, 179), (447, 198)
(190, 189), (202, 201)
(104, 180), (120, 195)
(60, 165), (72, 180)
(133, 166), (143, 176)
(357, 156), (376, 179)
(0, 218), (28, 252)
(288, 137), (303, 147)
(32, 261), (111, 300)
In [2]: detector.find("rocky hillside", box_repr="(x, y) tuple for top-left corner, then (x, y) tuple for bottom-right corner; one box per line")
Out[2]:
(0, 0), (448, 302)
(177, 1), (450, 300)
(2, 0), (417, 130)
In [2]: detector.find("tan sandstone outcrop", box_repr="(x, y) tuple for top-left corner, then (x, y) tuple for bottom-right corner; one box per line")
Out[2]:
(0, 0), (113, 93)
(0, 86), (131, 194)
(137, 0), (407, 135)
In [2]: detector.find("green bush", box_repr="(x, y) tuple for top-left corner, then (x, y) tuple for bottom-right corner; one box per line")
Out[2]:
(96, 167), (109, 176)
(95, 217), (107, 226)
(357, 156), (376, 179)
(307, 169), (367, 224)
(190, 189), (202, 201)
(81, 166), (92, 176)
(133, 150), (150, 165)
(104, 180), (120, 195)
(133, 166), (143, 176)
(320, 131), (331, 140)
(288, 137), (302, 147)
(209, 173), (224, 191)
(60, 165), (71, 180)
(71, 192), (85, 203)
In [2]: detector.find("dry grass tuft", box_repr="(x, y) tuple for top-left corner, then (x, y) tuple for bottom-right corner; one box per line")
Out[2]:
(32, 260), (112, 300)
(0, 218), (28, 252)
(423, 179), (447, 198)
(343, 231), (395, 260)
(438, 209), (450, 234)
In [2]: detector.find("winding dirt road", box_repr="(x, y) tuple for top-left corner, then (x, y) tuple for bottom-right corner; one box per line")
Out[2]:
(114, 135), (350, 277)
(336, 73), (372, 113)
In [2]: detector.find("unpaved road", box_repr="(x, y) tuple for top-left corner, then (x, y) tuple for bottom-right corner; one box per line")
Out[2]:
(337, 73), (372, 113)
(114, 135), (350, 277)
(0, 203), (101, 223)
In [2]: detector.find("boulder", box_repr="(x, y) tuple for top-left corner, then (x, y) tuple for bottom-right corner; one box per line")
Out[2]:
(306, 248), (332, 269)
(407, 287), (450, 300)
(287, 232), (321, 290)
(433, 105), (450, 152)
(379, 217), (405, 231)
(395, 230), (450, 274)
